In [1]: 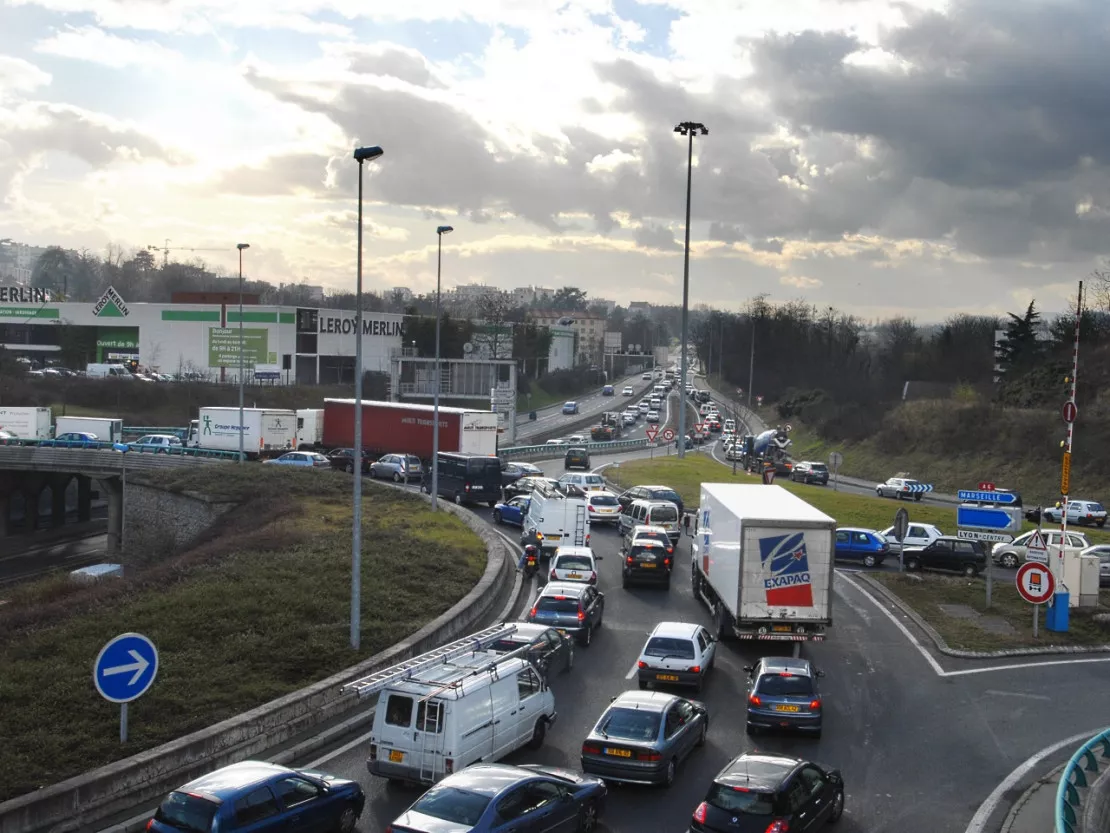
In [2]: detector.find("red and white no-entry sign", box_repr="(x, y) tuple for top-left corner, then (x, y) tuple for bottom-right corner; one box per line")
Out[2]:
(661, 428), (676, 442)
(1062, 401), (1078, 424)
(1015, 562), (1055, 605)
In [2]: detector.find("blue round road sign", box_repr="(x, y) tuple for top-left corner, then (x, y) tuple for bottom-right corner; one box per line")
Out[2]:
(93, 632), (159, 704)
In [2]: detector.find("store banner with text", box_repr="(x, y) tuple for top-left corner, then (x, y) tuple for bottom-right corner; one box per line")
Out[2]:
(208, 327), (272, 366)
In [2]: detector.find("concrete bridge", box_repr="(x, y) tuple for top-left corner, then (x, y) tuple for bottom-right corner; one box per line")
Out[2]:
(0, 447), (231, 555)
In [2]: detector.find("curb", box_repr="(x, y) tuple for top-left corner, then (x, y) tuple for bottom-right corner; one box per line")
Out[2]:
(855, 572), (1110, 658)
(1000, 764), (1065, 833)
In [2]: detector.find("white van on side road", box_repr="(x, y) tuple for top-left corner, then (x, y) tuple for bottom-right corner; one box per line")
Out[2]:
(348, 626), (558, 786)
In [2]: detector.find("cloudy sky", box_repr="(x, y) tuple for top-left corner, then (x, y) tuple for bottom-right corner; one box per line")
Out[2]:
(1, 0), (1107, 320)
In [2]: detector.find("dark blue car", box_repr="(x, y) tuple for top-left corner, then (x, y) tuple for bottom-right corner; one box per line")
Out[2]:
(834, 527), (890, 567)
(39, 431), (100, 448)
(493, 495), (531, 527)
(148, 760), (365, 833)
(389, 763), (606, 833)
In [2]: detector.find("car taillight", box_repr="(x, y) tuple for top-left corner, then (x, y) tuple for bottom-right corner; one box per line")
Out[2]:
(626, 556), (633, 565)
(551, 569), (558, 579)
(529, 606), (537, 617)
(693, 802), (709, 824)
(664, 558), (671, 566)
(749, 694), (762, 707)
(637, 750), (661, 761)
(369, 743), (378, 761)
(582, 743), (602, 754)
(589, 571), (597, 583)
(810, 699), (822, 710)
(690, 665), (701, 673)
(577, 610), (586, 621)
(465, 484), (470, 491)
(145, 821), (154, 832)
(445, 758), (454, 774)
(588, 505), (595, 512)
(637, 660), (647, 668)
(765, 821), (790, 833)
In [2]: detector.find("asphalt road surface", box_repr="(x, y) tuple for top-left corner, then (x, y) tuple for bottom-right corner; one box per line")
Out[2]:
(279, 447), (1110, 833)
(515, 373), (656, 443)
(0, 528), (109, 588)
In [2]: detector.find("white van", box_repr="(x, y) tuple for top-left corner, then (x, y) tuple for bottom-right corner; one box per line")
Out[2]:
(523, 480), (591, 556)
(619, 498), (682, 542)
(348, 626), (558, 786)
(653, 384), (668, 396)
(86, 363), (132, 379)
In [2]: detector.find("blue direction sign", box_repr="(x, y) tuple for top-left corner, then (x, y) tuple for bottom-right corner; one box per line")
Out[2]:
(957, 489), (1018, 504)
(957, 504), (1018, 530)
(94, 632), (159, 704)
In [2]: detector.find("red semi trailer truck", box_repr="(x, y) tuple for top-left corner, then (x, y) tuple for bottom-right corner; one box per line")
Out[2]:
(312, 399), (500, 458)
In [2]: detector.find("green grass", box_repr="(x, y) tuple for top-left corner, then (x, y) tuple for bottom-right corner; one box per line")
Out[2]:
(605, 455), (1110, 544)
(0, 468), (487, 802)
(871, 573), (1110, 651)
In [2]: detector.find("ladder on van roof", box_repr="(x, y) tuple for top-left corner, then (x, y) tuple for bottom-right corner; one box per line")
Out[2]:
(341, 623), (520, 700)
(572, 501), (588, 547)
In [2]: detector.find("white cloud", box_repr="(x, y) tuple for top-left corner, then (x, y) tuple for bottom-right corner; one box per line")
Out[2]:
(780, 274), (823, 289)
(35, 26), (184, 68)
(0, 56), (52, 99)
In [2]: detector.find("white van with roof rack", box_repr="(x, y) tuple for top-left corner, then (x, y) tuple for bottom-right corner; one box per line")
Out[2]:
(345, 624), (557, 786)
(522, 480), (591, 557)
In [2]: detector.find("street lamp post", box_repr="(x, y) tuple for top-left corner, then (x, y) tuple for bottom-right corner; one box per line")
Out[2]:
(236, 243), (250, 464)
(674, 121), (708, 459)
(350, 145), (384, 652)
(431, 225), (454, 511)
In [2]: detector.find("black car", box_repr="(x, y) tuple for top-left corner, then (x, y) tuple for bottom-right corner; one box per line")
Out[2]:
(487, 623), (574, 676)
(326, 447), (371, 474)
(617, 485), (684, 516)
(689, 753), (844, 832)
(502, 461), (543, 487)
(903, 536), (987, 577)
(504, 476), (561, 500)
(621, 534), (674, 588)
(790, 461), (829, 485)
(565, 447), (591, 470)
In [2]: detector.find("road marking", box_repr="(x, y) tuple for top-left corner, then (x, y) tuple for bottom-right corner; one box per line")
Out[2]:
(964, 728), (1102, 833)
(832, 573), (872, 625)
(625, 660), (640, 679)
(303, 727), (377, 769)
(983, 690), (1051, 701)
(946, 656), (1110, 678)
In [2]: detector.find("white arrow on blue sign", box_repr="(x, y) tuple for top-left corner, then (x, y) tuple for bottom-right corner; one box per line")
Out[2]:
(956, 504), (1020, 531)
(957, 490), (1018, 504)
(94, 632), (159, 704)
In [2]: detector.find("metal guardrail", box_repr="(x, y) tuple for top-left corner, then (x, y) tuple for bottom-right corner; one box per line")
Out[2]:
(1057, 727), (1110, 833)
(0, 440), (238, 461)
(501, 437), (650, 459)
(122, 426), (190, 440)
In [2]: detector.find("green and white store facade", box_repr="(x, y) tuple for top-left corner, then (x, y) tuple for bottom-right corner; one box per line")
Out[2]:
(0, 286), (405, 384)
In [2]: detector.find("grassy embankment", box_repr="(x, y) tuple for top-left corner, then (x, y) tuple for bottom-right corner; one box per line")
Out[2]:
(607, 455), (1110, 651)
(0, 466), (487, 802)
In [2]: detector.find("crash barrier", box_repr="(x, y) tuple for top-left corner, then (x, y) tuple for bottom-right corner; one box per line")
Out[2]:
(121, 426), (190, 441)
(1057, 727), (1110, 833)
(0, 446), (236, 478)
(501, 437), (651, 459)
(0, 439), (238, 459)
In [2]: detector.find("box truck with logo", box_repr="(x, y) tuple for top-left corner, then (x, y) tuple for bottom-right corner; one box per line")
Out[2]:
(319, 399), (498, 458)
(54, 416), (124, 443)
(691, 483), (835, 642)
(186, 407), (296, 458)
(0, 407), (52, 439)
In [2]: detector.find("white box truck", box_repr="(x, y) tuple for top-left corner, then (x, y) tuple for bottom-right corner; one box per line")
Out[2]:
(187, 407), (296, 458)
(55, 416), (124, 443)
(0, 407), (52, 439)
(521, 481), (591, 557)
(692, 483), (835, 642)
(295, 408), (324, 450)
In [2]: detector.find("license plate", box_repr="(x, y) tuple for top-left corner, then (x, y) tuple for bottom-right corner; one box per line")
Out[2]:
(774, 704), (800, 713)
(641, 563), (657, 569)
(772, 625), (793, 633)
(568, 573), (582, 579)
(388, 749), (404, 762)
(547, 534), (561, 540)
(656, 674), (679, 681)
(604, 748), (632, 758)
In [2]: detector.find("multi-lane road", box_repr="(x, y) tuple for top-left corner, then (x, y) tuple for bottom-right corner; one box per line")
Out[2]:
(514, 373), (656, 443)
(272, 445), (1110, 833)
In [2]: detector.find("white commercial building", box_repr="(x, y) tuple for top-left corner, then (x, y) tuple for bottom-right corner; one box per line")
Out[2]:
(0, 285), (406, 385)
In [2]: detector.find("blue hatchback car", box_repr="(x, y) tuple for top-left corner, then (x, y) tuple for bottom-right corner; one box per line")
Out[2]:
(148, 760), (365, 833)
(744, 657), (825, 737)
(834, 527), (890, 567)
(389, 763), (606, 833)
(493, 495), (531, 527)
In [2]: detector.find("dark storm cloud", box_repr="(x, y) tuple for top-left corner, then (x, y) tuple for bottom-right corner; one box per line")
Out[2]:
(346, 45), (446, 89)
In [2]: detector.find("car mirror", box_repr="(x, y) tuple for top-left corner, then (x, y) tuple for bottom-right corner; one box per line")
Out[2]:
(594, 554), (603, 560)
(816, 670), (826, 677)
(742, 665), (753, 673)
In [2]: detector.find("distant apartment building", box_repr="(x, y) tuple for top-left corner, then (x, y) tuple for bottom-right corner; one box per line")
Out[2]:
(627, 300), (651, 314)
(512, 285), (555, 307)
(278, 282), (325, 302)
(528, 309), (606, 365)
(0, 240), (49, 285)
(591, 299), (617, 314)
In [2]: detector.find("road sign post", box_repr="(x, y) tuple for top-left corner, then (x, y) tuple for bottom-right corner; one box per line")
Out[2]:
(1015, 562), (1055, 639)
(94, 632), (159, 743)
(893, 507), (909, 573)
(829, 451), (843, 492)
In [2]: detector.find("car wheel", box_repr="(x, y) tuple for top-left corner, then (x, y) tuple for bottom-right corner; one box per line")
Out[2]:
(829, 788), (844, 823)
(876, 489), (883, 498)
(488, 500), (497, 508)
(622, 574), (629, 589)
(662, 758), (677, 788)
(914, 494), (922, 502)
(454, 492), (463, 505)
(905, 556), (920, 571)
(1099, 520), (1106, 528)
(527, 718), (547, 750)
(337, 805), (358, 833)
(391, 472), (401, 482)
(638, 679), (647, 690)
(579, 625), (592, 647)
(964, 564), (979, 578)
(1001, 553), (1018, 569)
(493, 510), (503, 525)
(746, 722), (756, 736)
(577, 799), (599, 833)
(565, 647), (574, 672)
(696, 720), (707, 747)
(344, 462), (353, 474)
(863, 554), (877, 568)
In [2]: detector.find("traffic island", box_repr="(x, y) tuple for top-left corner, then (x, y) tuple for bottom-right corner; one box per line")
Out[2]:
(867, 572), (1110, 654)
(0, 465), (504, 829)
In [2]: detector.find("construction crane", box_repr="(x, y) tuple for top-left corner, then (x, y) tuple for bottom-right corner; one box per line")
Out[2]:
(147, 239), (229, 268)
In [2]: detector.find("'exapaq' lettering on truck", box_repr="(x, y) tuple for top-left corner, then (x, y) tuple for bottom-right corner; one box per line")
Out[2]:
(758, 532), (813, 607)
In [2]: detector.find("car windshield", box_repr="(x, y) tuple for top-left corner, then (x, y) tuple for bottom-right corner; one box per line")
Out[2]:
(489, 638), (529, 652)
(1089, 503), (1106, 512)
(705, 784), (776, 815)
(597, 707), (660, 741)
(556, 555), (593, 570)
(411, 787), (492, 826)
(537, 596), (580, 614)
(809, 464), (828, 472)
(154, 792), (218, 833)
(650, 506), (679, 524)
(653, 490), (682, 504)
(590, 494), (619, 506)
(757, 673), (814, 696)
(568, 448), (587, 455)
(583, 475), (604, 486)
(644, 636), (695, 659)
(634, 532), (670, 547)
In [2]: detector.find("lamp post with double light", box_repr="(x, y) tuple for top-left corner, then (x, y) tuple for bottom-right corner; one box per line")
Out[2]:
(350, 144), (384, 652)
(236, 243), (250, 464)
(431, 225), (453, 511)
(673, 121), (708, 459)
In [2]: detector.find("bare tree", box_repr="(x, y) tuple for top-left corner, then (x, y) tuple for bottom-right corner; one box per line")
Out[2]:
(1092, 269), (1110, 312)
(475, 291), (515, 359)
